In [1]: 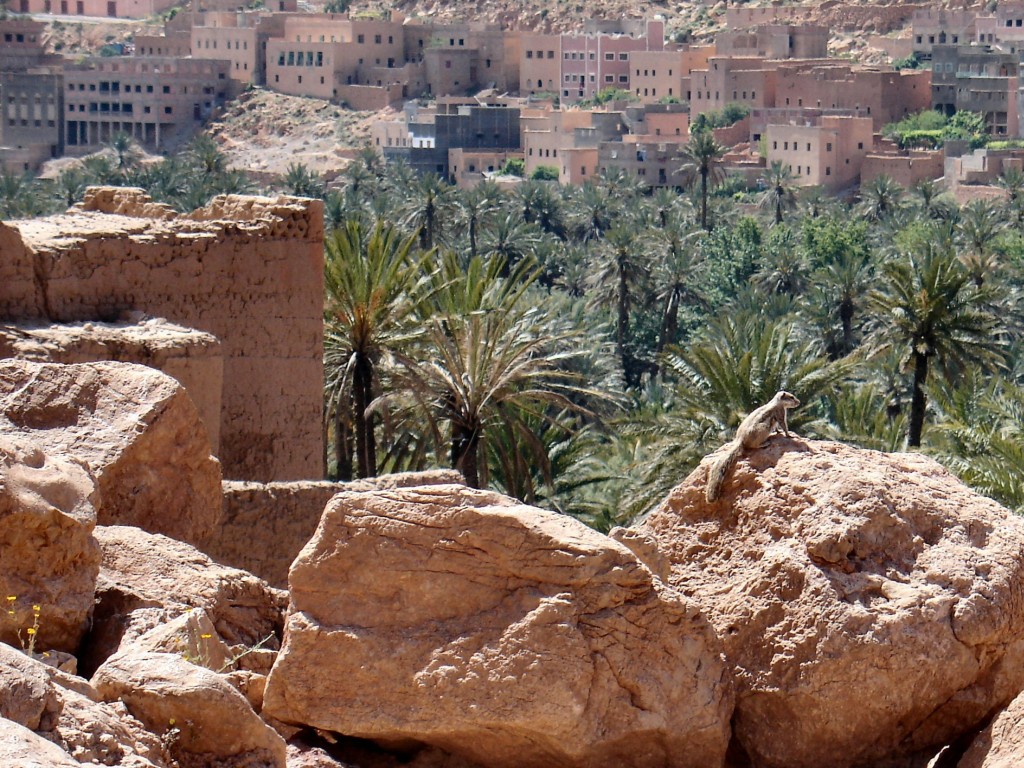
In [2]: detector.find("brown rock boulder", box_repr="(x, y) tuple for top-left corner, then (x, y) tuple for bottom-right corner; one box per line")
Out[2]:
(958, 690), (1024, 768)
(0, 718), (82, 768)
(0, 359), (221, 545)
(83, 526), (285, 674)
(0, 438), (100, 651)
(263, 484), (733, 768)
(93, 650), (287, 767)
(638, 439), (1024, 768)
(0, 641), (62, 732)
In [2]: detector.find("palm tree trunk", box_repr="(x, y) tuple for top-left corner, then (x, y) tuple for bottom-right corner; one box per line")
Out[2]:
(333, 405), (353, 481)
(775, 194), (783, 225)
(617, 255), (633, 386)
(452, 423), (480, 488)
(700, 168), (709, 231)
(908, 351), (929, 447)
(657, 288), (680, 362)
(839, 299), (854, 356)
(353, 356), (377, 477)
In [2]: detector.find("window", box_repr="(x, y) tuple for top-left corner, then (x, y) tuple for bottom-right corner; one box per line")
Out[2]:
(162, 85), (170, 93)
(374, 34), (381, 44)
(857, 142), (864, 149)
(357, 34), (364, 43)
(164, 106), (172, 114)
(826, 167), (831, 175)
(619, 53), (628, 60)
(547, 50), (554, 58)
(807, 143), (811, 151)
(826, 142), (832, 151)
(618, 75), (628, 83)
(526, 51), (533, 59)
(605, 53), (614, 60)
(773, 141), (777, 149)
(784, 141), (789, 150)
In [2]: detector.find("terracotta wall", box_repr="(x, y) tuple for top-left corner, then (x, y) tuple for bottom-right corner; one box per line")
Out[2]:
(0, 187), (324, 483)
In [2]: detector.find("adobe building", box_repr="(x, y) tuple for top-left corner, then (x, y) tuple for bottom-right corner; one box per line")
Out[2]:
(773, 62), (931, 130)
(912, 9), (978, 56)
(381, 97), (520, 177)
(13, 0), (178, 19)
(765, 115), (874, 192)
(63, 56), (231, 154)
(630, 46), (713, 105)
(190, 12), (289, 86)
(861, 148), (944, 188)
(0, 187), (324, 483)
(519, 20), (666, 103)
(689, 56), (776, 115)
(522, 106), (626, 184)
(715, 24), (829, 60)
(0, 18), (64, 173)
(931, 44), (1019, 136)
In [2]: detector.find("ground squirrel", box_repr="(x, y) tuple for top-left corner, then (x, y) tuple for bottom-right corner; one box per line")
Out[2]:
(705, 391), (801, 503)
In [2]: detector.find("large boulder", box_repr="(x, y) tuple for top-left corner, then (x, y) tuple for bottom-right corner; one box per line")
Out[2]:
(0, 641), (62, 732)
(263, 484), (733, 768)
(958, 690), (1024, 768)
(0, 718), (82, 768)
(93, 650), (287, 767)
(0, 359), (221, 545)
(0, 438), (100, 651)
(637, 439), (1024, 768)
(82, 525), (285, 675)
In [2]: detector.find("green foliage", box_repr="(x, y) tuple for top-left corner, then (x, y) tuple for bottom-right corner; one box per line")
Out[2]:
(530, 165), (560, 181)
(883, 109), (987, 150)
(690, 102), (751, 134)
(892, 51), (924, 70)
(500, 157), (525, 177)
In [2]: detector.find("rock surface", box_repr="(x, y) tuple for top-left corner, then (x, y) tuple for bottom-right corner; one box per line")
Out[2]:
(638, 439), (1024, 768)
(0, 437), (100, 651)
(83, 525), (285, 674)
(0, 359), (221, 545)
(93, 650), (287, 767)
(959, 690), (1024, 768)
(0, 641), (62, 732)
(264, 484), (733, 768)
(213, 470), (465, 588)
(0, 717), (82, 768)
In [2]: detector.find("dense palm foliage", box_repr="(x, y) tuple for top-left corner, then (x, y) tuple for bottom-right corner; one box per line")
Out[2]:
(9, 130), (1024, 523)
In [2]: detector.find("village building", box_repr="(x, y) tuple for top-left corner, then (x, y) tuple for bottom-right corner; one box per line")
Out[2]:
(931, 44), (1019, 136)
(63, 56), (230, 153)
(764, 115), (874, 192)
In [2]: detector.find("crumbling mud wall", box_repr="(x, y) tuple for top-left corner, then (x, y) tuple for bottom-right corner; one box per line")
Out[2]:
(0, 188), (324, 481)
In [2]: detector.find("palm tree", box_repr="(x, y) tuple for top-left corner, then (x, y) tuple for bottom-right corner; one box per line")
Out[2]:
(857, 174), (905, 222)
(956, 198), (1006, 286)
(107, 131), (139, 172)
(455, 181), (501, 261)
(323, 219), (429, 478)
(996, 166), (1024, 227)
(387, 253), (606, 488)
(283, 162), (325, 198)
(910, 178), (955, 220)
(651, 220), (706, 360)
(479, 210), (544, 272)
(399, 173), (456, 250)
(805, 247), (874, 358)
(0, 170), (43, 218)
(678, 129), (726, 231)
(54, 167), (88, 208)
(758, 160), (799, 225)
(516, 179), (565, 239)
(185, 134), (228, 176)
(587, 224), (651, 387)
(868, 243), (1007, 447)
(567, 181), (619, 243)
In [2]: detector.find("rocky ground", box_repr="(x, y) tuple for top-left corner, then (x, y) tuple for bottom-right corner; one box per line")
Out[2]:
(3, 346), (1024, 767)
(205, 88), (384, 178)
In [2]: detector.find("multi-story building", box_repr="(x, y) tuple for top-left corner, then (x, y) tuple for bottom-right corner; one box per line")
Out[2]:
(63, 56), (230, 154)
(190, 12), (288, 86)
(0, 18), (64, 172)
(689, 56), (776, 114)
(597, 103), (690, 186)
(377, 97), (520, 178)
(715, 24), (829, 60)
(519, 20), (665, 103)
(13, 0), (178, 19)
(521, 106), (626, 184)
(774, 62), (931, 130)
(912, 9), (977, 56)
(765, 115), (874, 192)
(931, 44), (1019, 136)
(630, 46), (713, 104)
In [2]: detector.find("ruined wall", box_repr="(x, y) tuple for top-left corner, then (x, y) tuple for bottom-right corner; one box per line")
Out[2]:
(0, 187), (324, 482)
(214, 470), (464, 587)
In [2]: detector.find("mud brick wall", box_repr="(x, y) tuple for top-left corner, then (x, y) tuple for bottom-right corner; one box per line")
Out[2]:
(0, 188), (324, 482)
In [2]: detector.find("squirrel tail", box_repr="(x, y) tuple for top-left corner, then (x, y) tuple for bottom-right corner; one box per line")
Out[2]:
(705, 441), (742, 503)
